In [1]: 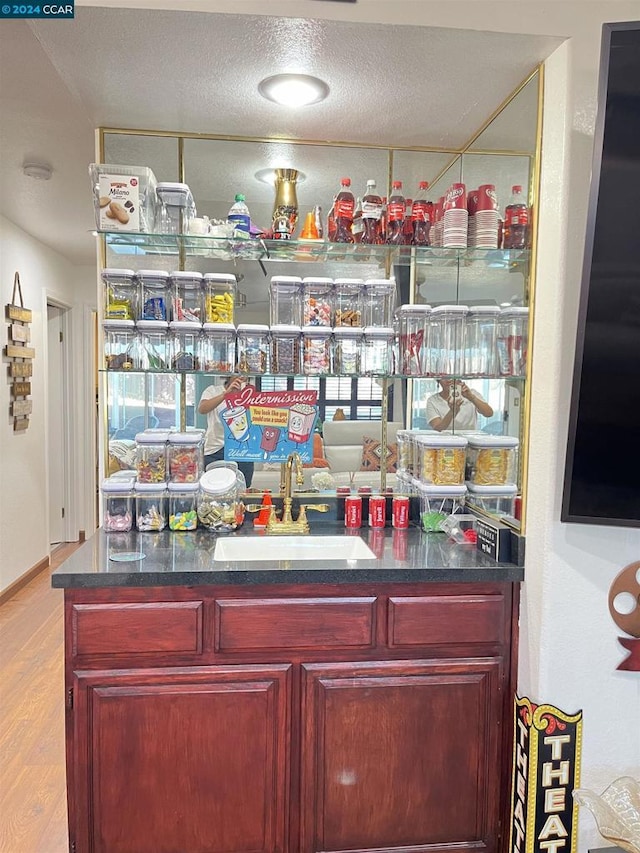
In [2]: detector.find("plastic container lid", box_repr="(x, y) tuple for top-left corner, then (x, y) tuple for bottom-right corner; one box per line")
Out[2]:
(168, 431), (203, 445)
(431, 304), (469, 315)
(136, 320), (168, 331)
(237, 323), (269, 333)
(416, 483), (467, 497)
(270, 325), (301, 335)
(170, 320), (203, 332)
(200, 467), (237, 494)
(302, 326), (332, 336)
(157, 181), (192, 195)
(396, 304), (431, 315)
(364, 278), (395, 289)
(170, 271), (203, 282)
(101, 478), (134, 494)
(334, 278), (364, 286)
(467, 305), (501, 315)
(136, 270), (170, 281)
(364, 326), (395, 337)
(134, 482), (168, 494)
(332, 326), (363, 337)
(270, 276), (302, 287)
(103, 319), (135, 330)
(414, 433), (468, 447)
(466, 435), (519, 448)
(202, 322), (235, 333)
(466, 483), (517, 495)
(203, 273), (237, 284)
(135, 430), (170, 444)
(101, 268), (135, 281)
(500, 307), (529, 316)
(108, 471), (137, 482)
(167, 481), (200, 493)
(302, 277), (333, 286)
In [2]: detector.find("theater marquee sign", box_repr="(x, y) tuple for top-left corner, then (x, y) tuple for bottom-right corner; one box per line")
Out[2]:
(510, 697), (583, 853)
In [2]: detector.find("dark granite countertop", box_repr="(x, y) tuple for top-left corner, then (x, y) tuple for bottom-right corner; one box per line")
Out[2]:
(52, 526), (524, 588)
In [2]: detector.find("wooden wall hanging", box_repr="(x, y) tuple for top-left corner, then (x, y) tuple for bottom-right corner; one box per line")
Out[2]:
(5, 272), (34, 431)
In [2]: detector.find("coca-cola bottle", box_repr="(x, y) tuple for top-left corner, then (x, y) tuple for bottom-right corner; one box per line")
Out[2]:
(403, 199), (413, 244)
(386, 181), (405, 245)
(333, 177), (355, 243)
(361, 179), (383, 244)
(380, 196), (388, 243)
(351, 197), (363, 243)
(503, 185), (529, 249)
(411, 181), (432, 246)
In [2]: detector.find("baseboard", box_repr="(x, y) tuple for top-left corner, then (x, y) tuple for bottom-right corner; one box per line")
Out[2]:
(0, 555), (50, 606)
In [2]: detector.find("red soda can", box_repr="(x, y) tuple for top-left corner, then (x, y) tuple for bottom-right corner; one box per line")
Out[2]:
(392, 495), (410, 529)
(392, 528), (408, 561)
(345, 496), (362, 529)
(368, 528), (386, 558)
(368, 495), (386, 528)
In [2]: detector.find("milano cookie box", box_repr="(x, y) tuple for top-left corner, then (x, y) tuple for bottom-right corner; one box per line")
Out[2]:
(89, 163), (158, 233)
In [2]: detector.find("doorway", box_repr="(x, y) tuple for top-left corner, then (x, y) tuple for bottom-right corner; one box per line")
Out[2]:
(47, 303), (70, 545)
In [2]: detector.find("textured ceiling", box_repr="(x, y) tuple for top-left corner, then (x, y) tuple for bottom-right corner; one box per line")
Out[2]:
(0, 7), (562, 264)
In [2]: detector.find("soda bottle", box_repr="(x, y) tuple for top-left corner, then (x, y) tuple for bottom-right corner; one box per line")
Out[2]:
(386, 181), (405, 245)
(333, 177), (355, 243)
(503, 185), (529, 249)
(227, 193), (251, 235)
(411, 180), (432, 246)
(351, 197), (364, 243)
(403, 199), (413, 244)
(326, 201), (336, 242)
(361, 179), (383, 244)
(380, 196), (387, 243)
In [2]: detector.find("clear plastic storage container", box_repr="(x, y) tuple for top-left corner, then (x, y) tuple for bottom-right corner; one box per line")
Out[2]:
(465, 435), (518, 486)
(332, 326), (363, 375)
(362, 279), (396, 327)
(103, 320), (137, 370)
(136, 320), (168, 370)
(302, 326), (332, 375)
(269, 276), (302, 326)
(168, 432), (203, 483)
(302, 277), (333, 326)
(168, 482), (199, 530)
(431, 304), (469, 375)
(201, 323), (235, 372)
(203, 273), (236, 324)
(236, 324), (269, 374)
(170, 271), (203, 323)
(169, 321), (202, 370)
(363, 326), (395, 375)
(138, 270), (170, 321)
(333, 278), (364, 327)
(417, 483), (467, 532)
(90, 163), (157, 233)
(156, 182), (194, 235)
(101, 479), (134, 532)
(134, 482), (168, 531)
(466, 483), (517, 517)
(497, 307), (529, 376)
(396, 304), (431, 375)
(270, 325), (301, 374)
(396, 430), (412, 478)
(414, 434), (468, 485)
(464, 306), (500, 376)
(135, 430), (169, 483)
(102, 269), (137, 320)
(197, 467), (244, 532)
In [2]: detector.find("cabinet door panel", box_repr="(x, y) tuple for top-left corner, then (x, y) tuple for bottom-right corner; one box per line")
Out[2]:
(72, 664), (290, 853)
(301, 659), (502, 853)
(388, 594), (507, 648)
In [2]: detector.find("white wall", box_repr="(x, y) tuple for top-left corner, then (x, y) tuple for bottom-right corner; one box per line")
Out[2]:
(0, 215), (96, 592)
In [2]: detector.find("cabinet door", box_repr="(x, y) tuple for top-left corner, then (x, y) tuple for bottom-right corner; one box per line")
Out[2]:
(300, 658), (503, 853)
(71, 664), (291, 853)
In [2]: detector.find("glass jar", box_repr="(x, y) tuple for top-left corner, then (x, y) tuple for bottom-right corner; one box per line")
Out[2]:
(134, 482), (168, 531)
(134, 430), (169, 483)
(302, 326), (332, 375)
(417, 484), (467, 532)
(203, 273), (236, 324)
(414, 434), (468, 486)
(136, 320), (168, 370)
(396, 304), (431, 375)
(362, 279), (396, 327)
(497, 307), (529, 376)
(466, 483), (517, 517)
(333, 278), (364, 327)
(102, 268), (137, 320)
(168, 482), (199, 530)
(465, 435), (518, 486)
(236, 324), (269, 374)
(430, 304), (469, 376)
(302, 277), (333, 326)
(464, 306), (500, 377)
(269, 276), (302, 326)
(363, 326), (395, 375)
(201, 323), (235, 372)
(170, 271), (203, 323)
(101, 479), (134, 532)
(332, 326), (363, 375)
(197, 467), (243, 532)
(103, 319), (137, 370)
(169, 321), (202, 370)
(168, 432), (203, 483)
(270, 325), (301, 374)
(137, 270), (170, 321)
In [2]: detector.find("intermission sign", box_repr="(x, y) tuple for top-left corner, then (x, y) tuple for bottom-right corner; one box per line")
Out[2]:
(220, 385), (319, 464)
(510, 696), (583, 853)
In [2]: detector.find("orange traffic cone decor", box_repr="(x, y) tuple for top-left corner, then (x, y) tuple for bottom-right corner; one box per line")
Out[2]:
(254, 491), (273, 528)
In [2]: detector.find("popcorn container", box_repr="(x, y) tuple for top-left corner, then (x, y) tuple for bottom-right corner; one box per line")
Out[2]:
(414, 434), (468, 486)
(465, 435), (518, 486)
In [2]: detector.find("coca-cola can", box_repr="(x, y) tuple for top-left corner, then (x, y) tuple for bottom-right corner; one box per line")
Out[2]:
(369, 528), (386, 558)
(345, 496), (362, 529)
(392, 528), (408, 561)
(368, 495), (386, 528)
(392, 495), (410, 529)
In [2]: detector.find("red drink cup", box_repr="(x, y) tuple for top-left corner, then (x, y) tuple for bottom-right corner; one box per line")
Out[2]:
(368, 494), (386, 528)
(477, 184), (498, 211)
(392, 495), (410, 529)
(345, 496), (362, 529)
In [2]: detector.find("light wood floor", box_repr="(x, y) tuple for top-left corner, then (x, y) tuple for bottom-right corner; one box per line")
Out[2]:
(0, 543), (81, 853)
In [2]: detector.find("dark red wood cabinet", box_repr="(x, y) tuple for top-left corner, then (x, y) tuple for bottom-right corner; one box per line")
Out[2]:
(63, 582), (518, 853)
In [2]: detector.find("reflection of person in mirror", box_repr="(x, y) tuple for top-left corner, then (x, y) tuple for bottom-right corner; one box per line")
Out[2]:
(198, 375), (254, 486)
(426, 379), (493, 432)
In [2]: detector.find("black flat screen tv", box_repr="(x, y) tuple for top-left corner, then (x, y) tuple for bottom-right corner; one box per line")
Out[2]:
(562, 22), (640, 527)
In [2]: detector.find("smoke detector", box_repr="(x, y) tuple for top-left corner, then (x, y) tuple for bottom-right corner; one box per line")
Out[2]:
(23, 163), (53, 181)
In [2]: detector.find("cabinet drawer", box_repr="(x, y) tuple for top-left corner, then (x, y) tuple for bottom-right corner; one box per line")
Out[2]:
(71, 601), (204, 656)
(215, 597), (376, 652)
(388, 594), (506, 647)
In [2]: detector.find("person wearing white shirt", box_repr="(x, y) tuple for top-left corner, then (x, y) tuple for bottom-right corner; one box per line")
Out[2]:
(426, 379), (494, 432)
(198, 375), (254, 485)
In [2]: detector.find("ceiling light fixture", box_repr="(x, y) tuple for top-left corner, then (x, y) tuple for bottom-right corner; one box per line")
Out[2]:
(23, 162), (53, 181)
(254, 168), (306, 186)
(258, 74), (329, 107)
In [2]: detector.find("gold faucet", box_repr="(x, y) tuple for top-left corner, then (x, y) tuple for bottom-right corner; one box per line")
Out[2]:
(262, 452), (329, 534)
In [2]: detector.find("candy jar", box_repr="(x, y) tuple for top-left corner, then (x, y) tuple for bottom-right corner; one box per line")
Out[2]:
(134, 431), (169, 483)
(203, 273), (236, 324)
(302, 277), (333, 326)
(134, 482), (168, 531)
(102, 268), (137, 320)
(101, 479), (134, 532)
(168, 482), (199, 530)
(302, 326), (332, 375)
(197, 467), (244, 532)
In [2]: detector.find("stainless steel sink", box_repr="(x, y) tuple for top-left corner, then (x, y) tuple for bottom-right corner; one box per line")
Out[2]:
(213, 535), (377, 562)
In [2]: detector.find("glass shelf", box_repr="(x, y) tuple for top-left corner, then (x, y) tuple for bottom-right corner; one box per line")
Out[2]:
(98, 230), (529, 269)
(101, 369), (526, 381)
